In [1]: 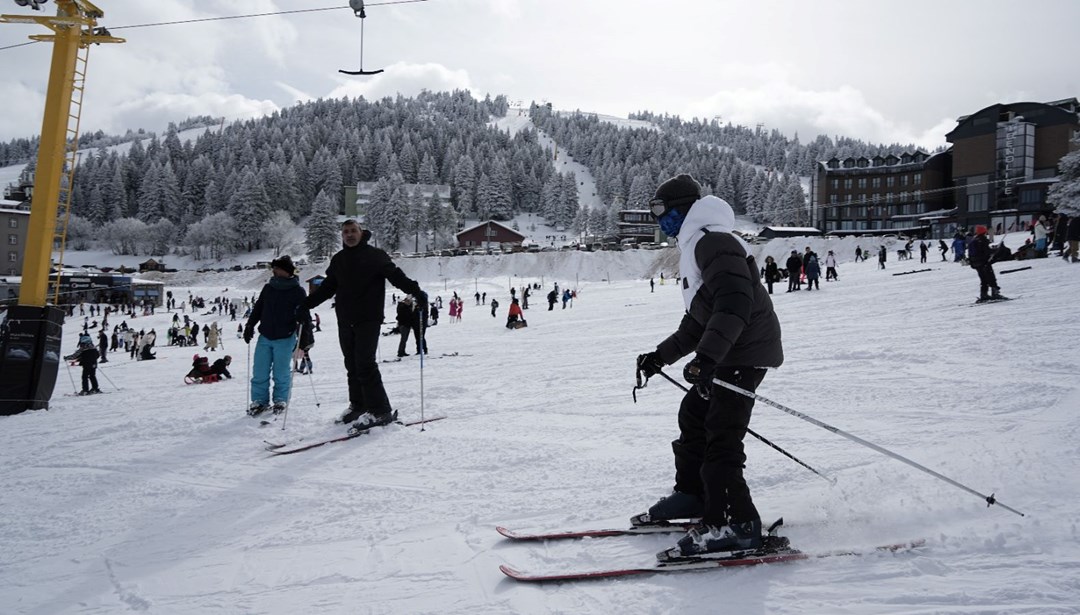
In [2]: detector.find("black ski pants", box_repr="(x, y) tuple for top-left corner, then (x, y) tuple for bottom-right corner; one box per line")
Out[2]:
(337, 321), (392, 414)
(975, 263), (999, 297)
(81, 367), (98, 392)
(671, 366), (768, 527)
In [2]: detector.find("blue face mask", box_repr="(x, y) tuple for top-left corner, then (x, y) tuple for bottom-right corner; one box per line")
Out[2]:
(658, 208), (685, 237)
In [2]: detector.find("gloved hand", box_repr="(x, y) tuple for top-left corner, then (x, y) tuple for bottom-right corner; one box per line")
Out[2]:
(414, 290), (429, 312)
(243, 325), (254, 344)
(636, 351), (665, 378)
(683, 354), (716, 399)
(683, 354), (716, 385)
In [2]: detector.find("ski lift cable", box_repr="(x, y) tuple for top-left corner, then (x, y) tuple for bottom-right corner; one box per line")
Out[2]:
(0, 0), (432, 51)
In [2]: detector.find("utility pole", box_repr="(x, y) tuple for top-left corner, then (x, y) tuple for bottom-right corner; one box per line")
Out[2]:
(0, 0), (123, 415)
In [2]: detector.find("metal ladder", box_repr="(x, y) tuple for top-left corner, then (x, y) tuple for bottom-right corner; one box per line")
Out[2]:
(52, 41), (90, 304)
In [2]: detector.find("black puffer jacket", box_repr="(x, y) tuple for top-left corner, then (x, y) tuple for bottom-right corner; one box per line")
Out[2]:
(246, 275), (308, 340)
(655, 197), (783, 369)
(1068, 216), (1080, 242)
(305, 235), (422, 325)
(968, 234), (992, 268)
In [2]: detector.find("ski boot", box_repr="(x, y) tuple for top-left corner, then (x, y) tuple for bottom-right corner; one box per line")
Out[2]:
(347, 410), (398, 436)
(658, 519), (779, 561)
(630, 491), (704, 527)
(336, 404), (363, 424)
(247, 402), (269, 417)
(272, 401), (287, 415)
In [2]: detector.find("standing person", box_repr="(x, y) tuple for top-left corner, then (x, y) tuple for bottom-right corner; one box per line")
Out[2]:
(969, 225), (1006, 302)
(650, 278), (656, 293)
(474, 291), (481, 306)
(803, 250), (821, 290)
(302, 220), (425, 432)
(919, 241), (929, 263)
(430, 302), (439, 326)
(395, 296), (415, 358)
(66, 338), (101, 395)
(762, 255), (779, 294)
(952, 231), (967, 263)
(824, 250), (838, 281)
(1066, 215), (1080, 263)
(635, 174), (784, 558)
(97, 329), (109, 363)
(854, 245), (863, 262)
(243, 255), (313, 417)
(547, 288), (558, 310)
(784, 250), (802, 292)
(490, 298), (499, 317)
(939, 239), (949, 261)
(1031, 215), (1049, 258)
(878, 245), (887, 270)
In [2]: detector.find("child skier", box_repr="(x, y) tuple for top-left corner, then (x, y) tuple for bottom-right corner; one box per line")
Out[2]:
(243, 255), (313, 416)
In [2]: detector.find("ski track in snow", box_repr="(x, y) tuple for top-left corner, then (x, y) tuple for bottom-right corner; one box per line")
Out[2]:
(2, 240), (1080, 614)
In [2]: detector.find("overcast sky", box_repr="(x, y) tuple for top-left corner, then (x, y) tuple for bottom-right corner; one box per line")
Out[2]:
(1, 0), (1078, 150)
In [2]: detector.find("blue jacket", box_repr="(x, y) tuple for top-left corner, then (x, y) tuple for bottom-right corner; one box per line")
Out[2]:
(246, 275), (308, 340)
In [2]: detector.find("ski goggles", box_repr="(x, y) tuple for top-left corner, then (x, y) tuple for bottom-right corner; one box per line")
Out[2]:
(648, 198), (669, 218)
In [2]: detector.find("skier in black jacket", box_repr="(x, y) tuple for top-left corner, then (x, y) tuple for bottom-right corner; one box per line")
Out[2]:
(65, 339), (102, 395)
(304, 219), (426, 432)
(969, 225), (1005, 301)
(636, 174), (784, 559)
(784, 251), (802, 292)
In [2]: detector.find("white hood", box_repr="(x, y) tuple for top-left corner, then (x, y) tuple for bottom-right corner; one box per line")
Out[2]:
(677, 195), (751, 311)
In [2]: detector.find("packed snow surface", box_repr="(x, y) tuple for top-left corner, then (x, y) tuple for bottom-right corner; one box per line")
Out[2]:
(2, 242), (1079, 614)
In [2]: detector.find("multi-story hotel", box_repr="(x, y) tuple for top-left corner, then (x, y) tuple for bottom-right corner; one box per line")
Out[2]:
(814, 98), (1079, 238)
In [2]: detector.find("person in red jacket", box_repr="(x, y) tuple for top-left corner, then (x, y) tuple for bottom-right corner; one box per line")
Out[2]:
(505, 297), (527, 329)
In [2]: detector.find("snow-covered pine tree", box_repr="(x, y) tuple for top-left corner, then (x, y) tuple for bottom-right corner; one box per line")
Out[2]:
(263, 210), (294, 257)
(228, 169), (271, 250)
(405, 186), (427, 252)
(305, 188), (339, 263)
(453, 156), (477, 217)
(1047, 134), (1080, 216)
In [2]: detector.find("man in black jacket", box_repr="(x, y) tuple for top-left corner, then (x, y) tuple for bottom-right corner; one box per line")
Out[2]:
(969, 225), (1005, 302)
(304, 219), (426, 432)
(66, 339), (102, 395)
(636, 174), (784, 559)
(784, 251), (802, 292)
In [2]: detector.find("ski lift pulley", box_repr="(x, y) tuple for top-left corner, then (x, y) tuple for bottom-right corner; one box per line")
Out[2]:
(340, 0), (384, 76)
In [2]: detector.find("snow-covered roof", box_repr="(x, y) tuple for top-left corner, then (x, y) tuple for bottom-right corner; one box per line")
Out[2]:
(763, 226), (822, 232)
(0, 198), (29, 211)
(454, 220), (525, 238)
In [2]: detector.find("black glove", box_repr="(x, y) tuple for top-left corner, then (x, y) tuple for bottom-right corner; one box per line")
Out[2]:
(243, 325), (254, 344)
(636, 351), (664, 378)
(683, 354), (716, 399)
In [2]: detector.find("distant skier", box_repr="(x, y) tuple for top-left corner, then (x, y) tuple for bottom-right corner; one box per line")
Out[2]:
(969, 225), (1006, 302)
(66, 338), (101, 395)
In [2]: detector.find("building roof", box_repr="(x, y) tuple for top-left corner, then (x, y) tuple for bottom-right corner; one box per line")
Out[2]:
(455, 220), (526, 240)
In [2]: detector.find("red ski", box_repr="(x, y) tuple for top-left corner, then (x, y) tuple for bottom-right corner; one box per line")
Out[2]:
(496, 517), (785, 542)
(496, 522), (697, 541)
(265, 416), (446, 456)
(499, 539), (925, 583)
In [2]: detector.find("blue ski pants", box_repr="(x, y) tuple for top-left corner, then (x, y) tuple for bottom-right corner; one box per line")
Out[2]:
(250, 334), (295, 405)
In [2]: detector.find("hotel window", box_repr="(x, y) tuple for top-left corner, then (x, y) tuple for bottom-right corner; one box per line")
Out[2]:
(901, 175), (909, 187)
(829, 194), (838, 204)
(846, 194), (853, 202)
(855, 206), (867, 217)
(8, 233), (18, 245)
(968, 193), (988, 212)
(871, 193), (880, 204)
(857, 178), (867, 189)
(872, 177), (881, 188)
(886, 176), (895, 187)
(844, 178), (852, 189)
(913, 173), (921, 185)
(8, 251), (17, 262)
(831, 179), (838, 189)
(8, 218), (17, 229)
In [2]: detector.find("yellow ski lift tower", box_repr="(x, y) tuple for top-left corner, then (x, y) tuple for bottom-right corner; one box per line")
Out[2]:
(0, 0), (123, 415)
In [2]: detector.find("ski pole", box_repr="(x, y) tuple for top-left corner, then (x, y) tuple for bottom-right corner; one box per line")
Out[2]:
(418, 313), (426, 431)
(651, 369), (834, 484)
(245, 339), (252, 415)
(96, 364), (119, 391)
(711, 377), (1026, 517)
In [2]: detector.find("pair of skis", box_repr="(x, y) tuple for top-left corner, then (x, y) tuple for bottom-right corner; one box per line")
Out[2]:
(497, 517), (924, 582)
(263, 416), (446, 456)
